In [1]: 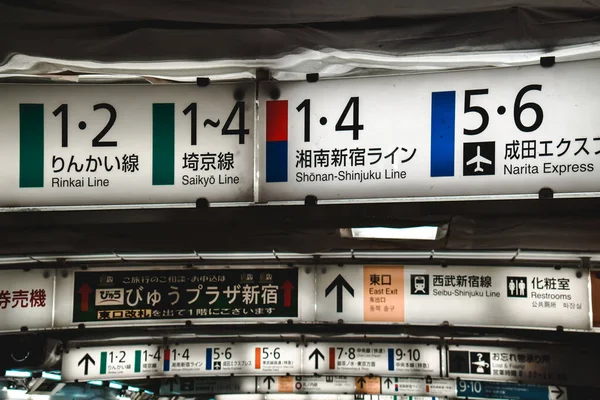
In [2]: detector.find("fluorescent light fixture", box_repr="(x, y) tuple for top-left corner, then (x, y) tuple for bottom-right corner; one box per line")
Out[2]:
(128, 386), (140, 392)
(144, 390), (154, 395)
(341, 225), (445, 241)
(4, 370), (32, 378)
(88, 381), (103, 386)
(41, 372), (61, 381)
(109, 382), (123, 390)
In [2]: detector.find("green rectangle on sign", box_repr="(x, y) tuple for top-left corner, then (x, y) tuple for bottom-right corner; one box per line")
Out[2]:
(135, 350), (141, 373)
(19, 104), (44, 188)
(152, 103), (175, 185)
(100, 352), (107, 375)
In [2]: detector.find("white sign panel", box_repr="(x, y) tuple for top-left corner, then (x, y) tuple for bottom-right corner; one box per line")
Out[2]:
(448, 345), (599, 386)
(0, 269), (54, 332)
(303, 343), (439, 376)
(0, 84), (254, 207)
(163, 342), (301, 376)
(258, 59), (600, 202)
(62, 344), (162, 381)
(316, 265), (589, 330)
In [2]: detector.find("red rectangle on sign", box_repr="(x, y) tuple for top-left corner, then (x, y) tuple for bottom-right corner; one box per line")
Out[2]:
(266, 101), (288, 142)
(255, 347), (261, 369)
(329, 347), (335, 370)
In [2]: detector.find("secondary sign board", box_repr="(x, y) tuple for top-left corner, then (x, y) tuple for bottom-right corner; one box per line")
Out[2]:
(447, 345), (599, 386)
(316, 265), (589, 329)
(160, 377), (256, 395)
(456, 380), (567, 400)
(161, 376), (455, 397)
(0, 269), (55, 331)
(302, 342), (440, 377)
(256, 376), (454, 397)
(0, 83), (254, 207)
(257, 59), (600, 202)
(54, 266), (314, 327)
(62, 344), (162, 381)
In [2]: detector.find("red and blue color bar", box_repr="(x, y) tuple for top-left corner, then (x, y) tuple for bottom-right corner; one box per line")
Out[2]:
(163, 349), (171, 372)
(266, 101), (288, 182)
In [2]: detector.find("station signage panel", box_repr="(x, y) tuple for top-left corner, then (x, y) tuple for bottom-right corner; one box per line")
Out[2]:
(53, 266), (313, 327)
(0, 269), (55, 331)
(448, 344), (598, 386)
(316, 265), (589, 329)
(0, 83), (255, 207)
(258, 59), (600, 203)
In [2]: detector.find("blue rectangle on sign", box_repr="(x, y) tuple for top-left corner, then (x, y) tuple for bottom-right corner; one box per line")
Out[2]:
(387, 348), (394, 371)
(457, 380), (554, 400)
(206, 348), (213, 370)
(266, 141), (288, 183)
(430, 91), (456, 177)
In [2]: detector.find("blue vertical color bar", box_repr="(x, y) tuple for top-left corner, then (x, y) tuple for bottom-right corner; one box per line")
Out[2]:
(430, 91), (456, 177)
(206, 348), (213, 370)
(387, 348), (394, 371)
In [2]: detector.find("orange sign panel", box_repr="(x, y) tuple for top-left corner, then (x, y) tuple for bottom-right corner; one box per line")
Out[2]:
(355, 376), (381, 394)
(278, 376), (294, 393)
(363, 265), (405, 322)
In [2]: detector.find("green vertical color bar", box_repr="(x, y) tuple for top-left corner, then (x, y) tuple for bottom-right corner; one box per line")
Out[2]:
(152, 103), (175, 185)
(19, 104), (44, 188)
(135, 350), (142, 373)
(100, 352), (107, 375)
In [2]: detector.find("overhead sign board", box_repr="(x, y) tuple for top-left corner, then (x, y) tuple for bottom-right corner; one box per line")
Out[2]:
(447, 345), (598, 386)
(456, 380), (567, 400)
(54, 266), (313, 327)
(62, 344), (162, 381)
(0, 83), (254, 207)
(257, 59), (600, 202)
(162, 342), (301, 376)
(302, 342), (440, 377)
(316, 265), (589, 329)
(0, 269), (55, 331)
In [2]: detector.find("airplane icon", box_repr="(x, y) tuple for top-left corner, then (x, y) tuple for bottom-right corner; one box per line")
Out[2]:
(466, 145), (492, 172)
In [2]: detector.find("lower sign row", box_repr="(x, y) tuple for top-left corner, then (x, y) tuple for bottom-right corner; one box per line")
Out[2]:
(4, 264), (594, 331)
(162, 376), (455, 397)
(62, 341), (598, 388)
(159, 376), (566, 400)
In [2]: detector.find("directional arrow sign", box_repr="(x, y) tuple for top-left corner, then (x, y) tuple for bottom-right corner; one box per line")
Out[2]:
(550, 386), (566, 400)
(280, 280), (295, 308)
(309, 348), (325, 369)
(325, 274), (354, 313)
(263, 376), (276, 390)
(77, 283), (93, 312)
(62, 345), (162, 381)
(357, 377), (366, 389)
(384, 378), (393, 389)
(78, 353), (95, 375)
